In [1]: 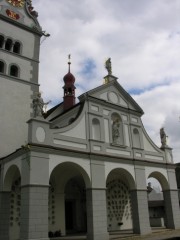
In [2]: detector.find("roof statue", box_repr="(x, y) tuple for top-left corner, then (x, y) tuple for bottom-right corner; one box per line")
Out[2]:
(105, 58), (112, 75)
(160, 127), (168, 147)
(33, 92), (51, 118)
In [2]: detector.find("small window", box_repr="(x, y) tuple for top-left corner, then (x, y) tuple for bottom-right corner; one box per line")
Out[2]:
(5, 38), (13, 51)
(10, 65), (19, 77)
(0, 35), (4, 48)
(13, 42), (21, 54)
(0, 61), (5, 73)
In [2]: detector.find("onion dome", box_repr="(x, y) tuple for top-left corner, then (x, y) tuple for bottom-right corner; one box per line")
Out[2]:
(63, 71), (75, 85)
(63, 55), (76, 111)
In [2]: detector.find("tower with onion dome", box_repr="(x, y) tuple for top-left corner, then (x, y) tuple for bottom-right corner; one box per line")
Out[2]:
(63, 55), (76, 111)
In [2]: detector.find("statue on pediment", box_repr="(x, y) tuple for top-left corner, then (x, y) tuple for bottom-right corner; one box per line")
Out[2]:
(105, 58), (112, 75)
(160, 127), (167, 147)
(33, 92), (50, 118)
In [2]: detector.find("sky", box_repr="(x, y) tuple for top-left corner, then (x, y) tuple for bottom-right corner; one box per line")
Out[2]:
(32, 0), (180, 163)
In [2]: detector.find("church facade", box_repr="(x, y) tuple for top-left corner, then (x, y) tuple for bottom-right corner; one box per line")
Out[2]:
(0, 1), (180, 240)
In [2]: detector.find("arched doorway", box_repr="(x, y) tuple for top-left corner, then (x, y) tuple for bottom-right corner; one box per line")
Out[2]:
(65, 176), (86, 234)
(147, 171), (169, 229)
(106, 168), (135, 232)
(49, 162), (90, 237)
(3, 165), (21, 240)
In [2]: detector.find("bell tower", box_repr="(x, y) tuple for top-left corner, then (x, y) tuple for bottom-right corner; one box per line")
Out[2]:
(0, 0), (43, 157)
(63, 55), (76, 111)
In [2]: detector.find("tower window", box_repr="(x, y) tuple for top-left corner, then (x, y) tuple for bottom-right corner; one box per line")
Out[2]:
(5, 38), (13, 51)
(10, 65), (19, 77)
(68, 88), (72, 95)
(0, 35), (4, 48)
(0, 61), (5, 73)
(13, 42), (21, 54)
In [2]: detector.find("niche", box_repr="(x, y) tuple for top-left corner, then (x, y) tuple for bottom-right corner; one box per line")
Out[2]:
(92, 118), (101, 141)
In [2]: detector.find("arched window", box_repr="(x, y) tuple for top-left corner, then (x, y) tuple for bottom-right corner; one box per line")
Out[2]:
(0, 61), (5, 73)
(0, 35), (5, 48)
(13, 41), (21, 54)
(5, 38), (13, 51)
(10, 65), (19, 77)
(133, 128), (141, 148)
(111, 113), (124, 145)
(92, 118), (101, 140)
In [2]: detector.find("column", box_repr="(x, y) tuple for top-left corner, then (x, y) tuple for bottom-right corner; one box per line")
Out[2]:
(86, 188), (109, 240)
(86, 159), (109, 240)
(163, 167), (180, 228)
(163, 190), (180, 229)
(131, 190), (151, 234)
(20, 185), (49, 240)
(20, 151), (50, 240)
(0, 192), (11, 240)
(131, 164), (151, 234)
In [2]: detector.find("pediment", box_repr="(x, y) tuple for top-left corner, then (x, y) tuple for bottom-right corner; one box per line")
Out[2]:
(79, 78), (143, 114)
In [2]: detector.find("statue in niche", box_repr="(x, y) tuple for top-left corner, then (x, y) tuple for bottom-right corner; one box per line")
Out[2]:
(112, 119), (120, 144)
(33, 92), (50, 118)
(105, 58), (112, 75)
(160, 127), (168, 147)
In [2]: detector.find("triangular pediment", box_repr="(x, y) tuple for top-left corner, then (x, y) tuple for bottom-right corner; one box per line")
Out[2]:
(79, 78), (144, 114)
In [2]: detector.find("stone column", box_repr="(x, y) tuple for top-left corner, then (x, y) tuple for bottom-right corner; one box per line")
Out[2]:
(86, 188), (109, 240)
(131, 190), (151, 234)
(20, 185), (49, 240)
(20, 151), (50, 240)
(131, 164), (151, 234)
(0, 191), (11, 240)
(86, 159), (109, 240)
(163, 189), (180, 229)
(163, 167), (180, 228)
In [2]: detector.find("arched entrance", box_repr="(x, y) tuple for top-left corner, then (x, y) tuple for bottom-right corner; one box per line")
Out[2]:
(49, 162), (90, 237)
(3, 165), (21, 240)
(147, 171), (169, 229)
(65, 176), (86, 234)
(106, 168), (135, 232)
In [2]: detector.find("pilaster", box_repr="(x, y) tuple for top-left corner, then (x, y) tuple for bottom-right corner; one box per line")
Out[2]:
(20, 151), (50, 240)
(163, 189), (180, 229)
(132, 164), (151, 234)
(131, 189), (151, 234)
(20, 185), (49, 240)
(86, 188), (109, 240)
(86, 159), (109, 240)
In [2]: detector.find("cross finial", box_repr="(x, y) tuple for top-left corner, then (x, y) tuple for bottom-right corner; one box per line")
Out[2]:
(68, 54), (71, 72)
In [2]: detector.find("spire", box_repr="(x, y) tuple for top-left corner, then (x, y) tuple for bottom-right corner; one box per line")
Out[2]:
(63, 55), (76, 111)
(68, 54), (71, 73)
